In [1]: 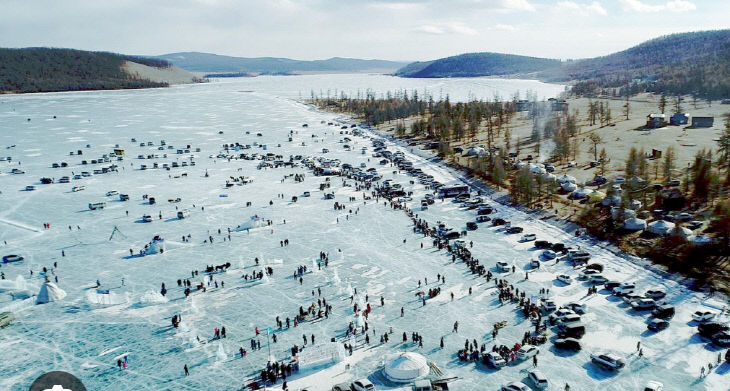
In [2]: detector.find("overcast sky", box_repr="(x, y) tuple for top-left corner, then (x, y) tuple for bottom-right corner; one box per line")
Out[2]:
(1, 0), (727, 62)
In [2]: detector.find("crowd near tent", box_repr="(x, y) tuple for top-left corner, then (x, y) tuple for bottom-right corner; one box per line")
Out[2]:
(383, 352), (430, 383)
(36, 280), (67, 304)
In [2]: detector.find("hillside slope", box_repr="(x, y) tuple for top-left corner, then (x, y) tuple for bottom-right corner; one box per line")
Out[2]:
(155, 52), (408, 74)
(551, 30), (730, 98)
(395, 30), (730, 98)
(395, 52), (561, 78)
(0, 48), (196, 94)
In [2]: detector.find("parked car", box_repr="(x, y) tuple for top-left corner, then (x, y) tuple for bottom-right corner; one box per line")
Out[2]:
(589, 274), (608, 284)
(562, 302), (587, 314)
(585, 263), (604, 272)
(698, 322), (729, 338)
(647, 319), (669, 331)
(476, 215), (491, 223)
(496, 261), (511, 272)
(579, 269), (601, 280)
(484, 351), (506, 368)
(651, 304), (675, 319)
(556, 274), (572, 284)
(630, 298), (656, 311)
(612, 282), (636, 296)
(644, 289), (666, 300)
(542, 250), (557, 260)
(521, 233), (536, 242)
(549, 308), (576, 325)
(710, 331), (730, 346)
(590, 352), (625, 370)
(493, 218), (509, 226)
(553, 337), (582, 351)
(558, 323), (586, 339)
(506, 226), (523, 234)
(331, 382), (351, 391)
(603, 281), (621, 290)
(556, 314), (582, 327)
(539, 299), (557, 313)
(692, 311), (717, 323)
(528, 370), (549, 390)
(351, 379), (375, 391)
(552, 243), (567, 253)
(466, 222), (478, 230)
(535, 240), (552, 249)
(644, 381), (664, 391)
(500, 381), (530, 391)
(515, 345), (539, 360)
(2, 254), (24, 263)
(622, 293), (645, 305)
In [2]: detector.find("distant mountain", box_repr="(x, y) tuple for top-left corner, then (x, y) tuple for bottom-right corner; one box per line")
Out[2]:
(0, 48), (197, 94)
(154, 52), (408, 74)
(395, 52), (561, 78)
(548, 30), (730, 98)
(395, 30), (730, 98)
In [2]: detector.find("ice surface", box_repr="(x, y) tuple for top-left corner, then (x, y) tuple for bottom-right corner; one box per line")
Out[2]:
(0, 77), (726, 391)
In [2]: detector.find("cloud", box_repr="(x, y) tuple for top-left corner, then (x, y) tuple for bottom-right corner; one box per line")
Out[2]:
(415, 22), (478, 35)
(555, 1), (607, 15)
(499, 0), (535, 12)
(666, 0), (696, 12)
(619, 0), (665, 12)
(416, 25), (445, 34)
(494, 24), (517, 31)
(619, 0), (696, 13)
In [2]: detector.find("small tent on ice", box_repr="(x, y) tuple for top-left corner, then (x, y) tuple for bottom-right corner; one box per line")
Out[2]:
(238, 215), (265, 231)
(37, 280), (67, 304)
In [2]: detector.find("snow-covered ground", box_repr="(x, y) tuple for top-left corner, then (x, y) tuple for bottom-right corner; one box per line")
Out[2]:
(0, 79), (728, 391)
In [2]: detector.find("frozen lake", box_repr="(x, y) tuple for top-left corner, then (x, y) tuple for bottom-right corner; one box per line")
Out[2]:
(0, 76), (727, 391)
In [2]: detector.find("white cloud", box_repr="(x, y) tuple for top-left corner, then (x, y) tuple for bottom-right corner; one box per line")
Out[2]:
(619, 0), (665, 12)
(494, 24), (517, 31)
(415, 25), (445, 34)
(499, 0), (536, 12)
(415, 22), (478, 35)
(556, 1), (607, 15)
(620, 0), (696, 13)
(666, 0), (696, 12)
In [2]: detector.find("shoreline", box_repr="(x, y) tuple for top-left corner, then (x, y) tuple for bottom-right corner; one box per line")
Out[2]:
(317, 103), (728, 300)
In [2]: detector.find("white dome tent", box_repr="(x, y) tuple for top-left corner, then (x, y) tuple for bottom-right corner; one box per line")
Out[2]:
(37, 280), (67, 304)
(561, 182), (578, 192)
(623, 217), (647, 231)
(383, 352), (430, 383)
(647, 220), (675, 236)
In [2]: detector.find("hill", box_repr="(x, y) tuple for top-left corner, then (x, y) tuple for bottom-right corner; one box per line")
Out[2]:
(395, 30), (730, 98)
(0, 48), (198, 94)
(551, 30), (730, 98)
(394, 52), (561, 78)
(154, 52), (408, 74)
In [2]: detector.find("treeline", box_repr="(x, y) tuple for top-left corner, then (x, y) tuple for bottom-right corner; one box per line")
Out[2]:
(0, 48), (170, 93)
(563, 30), (730, 99)
(310, 90), (515, 146)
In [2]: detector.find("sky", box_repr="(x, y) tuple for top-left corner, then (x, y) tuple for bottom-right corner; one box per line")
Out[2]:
(1, 0), (728, 62)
